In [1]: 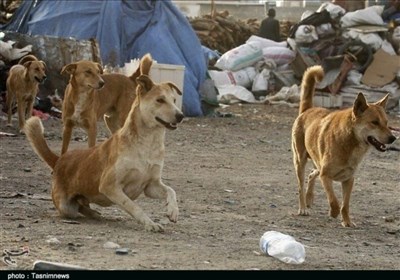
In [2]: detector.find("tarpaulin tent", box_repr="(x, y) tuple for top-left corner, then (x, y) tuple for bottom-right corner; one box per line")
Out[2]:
(1, 0), (207, 117)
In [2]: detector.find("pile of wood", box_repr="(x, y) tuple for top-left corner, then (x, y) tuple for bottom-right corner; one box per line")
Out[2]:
(189, 10), (295, 55)
(0, 0), (22, 24)
(189, 10), (260, 55)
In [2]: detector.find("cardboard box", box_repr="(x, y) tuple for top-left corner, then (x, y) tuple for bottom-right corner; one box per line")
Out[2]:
(149, 63), (185, 110)
(361, 48), (400, 87)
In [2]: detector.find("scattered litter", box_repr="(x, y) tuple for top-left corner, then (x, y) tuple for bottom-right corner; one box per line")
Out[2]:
(103, 241), (120, 249)
(62, 220), (80, 224)
(33, 260), (87, 270)
(46, 237), (61, 245)
(0, 132), (17, 137)
(2, 246), (29, 267)
(115, 248), (130, 255)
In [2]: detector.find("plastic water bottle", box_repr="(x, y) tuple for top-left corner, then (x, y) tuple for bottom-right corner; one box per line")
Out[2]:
(259, 231), (306, 264)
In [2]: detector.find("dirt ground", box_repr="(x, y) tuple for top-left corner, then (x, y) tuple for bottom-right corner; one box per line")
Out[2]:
(0, 103), (399, 271)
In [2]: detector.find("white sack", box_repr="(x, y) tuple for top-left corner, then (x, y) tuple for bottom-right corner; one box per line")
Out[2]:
(262, 46), (295, 66)
(294, 25), (318, 43)
(208, 67), (256, 88)
(215, 41), (263, 71)
(246, 35), (287, 49)
(340, 6), (384, 28)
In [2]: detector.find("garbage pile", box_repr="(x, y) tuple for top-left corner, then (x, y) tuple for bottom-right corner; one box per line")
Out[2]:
(205, 3), (400, 110)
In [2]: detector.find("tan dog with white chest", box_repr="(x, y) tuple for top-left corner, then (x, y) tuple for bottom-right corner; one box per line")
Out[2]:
(24, 74), (184, 232)
(60, 54), (152, 154)
(292, 65), (396, 227)
(6, 54), (47, 132)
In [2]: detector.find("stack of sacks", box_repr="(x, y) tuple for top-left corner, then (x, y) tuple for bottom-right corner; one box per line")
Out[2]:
(208, 35), (295, 104)
(340, 6), (388, 52)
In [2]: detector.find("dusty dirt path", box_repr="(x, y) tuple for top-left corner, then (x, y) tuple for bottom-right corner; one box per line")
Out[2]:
(1, 104), (399, 270)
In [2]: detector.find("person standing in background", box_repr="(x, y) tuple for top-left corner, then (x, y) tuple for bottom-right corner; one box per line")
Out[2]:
(258, 8), (281, 42)
(382, 0), (400, 22)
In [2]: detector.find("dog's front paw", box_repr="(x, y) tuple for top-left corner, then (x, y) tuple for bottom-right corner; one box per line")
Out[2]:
(297, 208), (309, 216)
(167, 205), (179, 223)
(341, 220), (356, 228)
(145, 221), (164, 233)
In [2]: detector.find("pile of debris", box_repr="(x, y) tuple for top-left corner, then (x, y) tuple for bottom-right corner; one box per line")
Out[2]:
(205, 3), (400, 111)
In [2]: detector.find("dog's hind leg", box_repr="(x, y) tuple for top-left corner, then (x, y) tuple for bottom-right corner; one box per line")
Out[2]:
(77, 197), (101, 219)
(6, 90), (14, 127)
(319, 173), (340, 219)
(292, 142), (309, 215)
(306, 169), (319, 208)
(340, 177), (355, 227)
(144, 180), (179, 223)
(52, 190), (80, 219)
(99, 183), (164, 232)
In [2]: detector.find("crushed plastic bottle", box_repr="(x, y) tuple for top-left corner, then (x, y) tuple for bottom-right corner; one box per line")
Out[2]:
(259, 231), (306, 264)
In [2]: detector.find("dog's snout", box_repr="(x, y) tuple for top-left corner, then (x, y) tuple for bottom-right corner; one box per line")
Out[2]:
(98, 80), (105, 88)
(43, 75), (47, 80)
(176, 112), (184, 123)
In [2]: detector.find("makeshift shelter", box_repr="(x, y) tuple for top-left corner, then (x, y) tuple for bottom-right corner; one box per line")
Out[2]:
(0, 0), (207, 117)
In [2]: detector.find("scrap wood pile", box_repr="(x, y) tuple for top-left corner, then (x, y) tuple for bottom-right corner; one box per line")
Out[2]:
(189, 10), (294, 55)
(189, 10), (260, 54)
(0, 0), (22, 24)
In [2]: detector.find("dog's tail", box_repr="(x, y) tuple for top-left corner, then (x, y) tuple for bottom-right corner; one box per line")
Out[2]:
(129, 53), (153, 82)
(25, 117), (59, 170)
(299, 65), (324, 114)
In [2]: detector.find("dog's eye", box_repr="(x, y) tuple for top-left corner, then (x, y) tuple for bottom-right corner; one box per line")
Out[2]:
(372, 120), (379, 126)
(85, 70), (92, 75)
(156, 98), (165, 104)
(174, 98), (176, 103)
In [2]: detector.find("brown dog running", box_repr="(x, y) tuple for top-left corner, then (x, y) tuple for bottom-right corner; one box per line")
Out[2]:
(6, 54), (47, 133)
(24, 74), (184, 232)
(292, 65), (396, 227)
(60, 53), (152, 154)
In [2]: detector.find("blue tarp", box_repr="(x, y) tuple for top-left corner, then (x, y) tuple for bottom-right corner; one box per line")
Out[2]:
(1, 0), (206, 116)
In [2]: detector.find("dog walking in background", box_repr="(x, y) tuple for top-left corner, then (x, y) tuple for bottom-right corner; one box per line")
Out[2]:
(60, 53), (153, 154)
(6, 54), (47, 133)
(292, 65), (396, 227)
(24, 74), (184, 232)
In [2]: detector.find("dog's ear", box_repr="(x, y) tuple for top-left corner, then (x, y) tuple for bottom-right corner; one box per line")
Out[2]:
(96, 63), (103, 74)
(61, 64), (77, 75)
(353, 92), (368, 117)
(373, 93), (389, 108)
(136, 75), (154, 93)
(39, 61), (47, 70)
(167, 82), (182, 96)
(23, 61), (33, 69)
